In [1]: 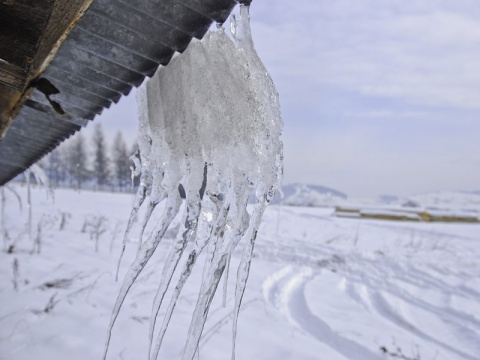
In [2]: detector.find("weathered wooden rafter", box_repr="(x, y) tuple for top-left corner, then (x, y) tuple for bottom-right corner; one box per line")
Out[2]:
(0, 0), (93, 137)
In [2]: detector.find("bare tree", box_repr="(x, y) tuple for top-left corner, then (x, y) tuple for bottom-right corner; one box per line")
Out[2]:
(111, 132), (130, 192)
(83, 215), (109, 252)
(41, 142), (70, 188)
(92, 124), (110, 190)
(66, 132), (89, 189)
(47, 146), (65, 188)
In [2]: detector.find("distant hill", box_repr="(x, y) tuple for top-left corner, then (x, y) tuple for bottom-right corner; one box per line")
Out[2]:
(377, 194), (400, 204)
(271, 183), (347, 207)
(408, 191), (480, 211)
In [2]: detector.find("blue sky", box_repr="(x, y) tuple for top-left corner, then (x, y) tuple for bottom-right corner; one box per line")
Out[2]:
(89, 0), (480, 197)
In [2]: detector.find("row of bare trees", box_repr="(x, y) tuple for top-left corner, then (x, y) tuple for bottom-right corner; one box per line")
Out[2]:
(40, 124), (136, 192)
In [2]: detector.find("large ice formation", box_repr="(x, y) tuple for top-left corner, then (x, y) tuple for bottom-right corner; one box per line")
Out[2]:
(104, 4), (283, 360)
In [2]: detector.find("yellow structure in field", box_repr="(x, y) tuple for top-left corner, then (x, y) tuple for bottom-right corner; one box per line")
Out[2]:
(334, 206), (479, 223)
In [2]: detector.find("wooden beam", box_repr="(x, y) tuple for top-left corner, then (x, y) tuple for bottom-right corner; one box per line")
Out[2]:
(0, 0), (94, 138)
(0, 0), (55, 91)
(0, 85), (21, 136)
(31, 0), (95, 78)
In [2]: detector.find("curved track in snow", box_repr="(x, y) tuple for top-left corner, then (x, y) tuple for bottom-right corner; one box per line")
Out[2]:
(263, 266), (382, 360)
(263, 253), (480, 360)
(341, 255), (480, 360)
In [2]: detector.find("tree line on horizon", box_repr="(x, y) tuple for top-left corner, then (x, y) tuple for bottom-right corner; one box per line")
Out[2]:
(31, 124), (138, 192)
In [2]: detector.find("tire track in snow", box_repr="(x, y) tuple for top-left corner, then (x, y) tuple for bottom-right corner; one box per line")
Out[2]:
(263, 266), (383, 360)
(367, 289), (479, 360)
(338, 255), (480, 359)
(343, 256), (480, 352)
(351, 258), (480, 326)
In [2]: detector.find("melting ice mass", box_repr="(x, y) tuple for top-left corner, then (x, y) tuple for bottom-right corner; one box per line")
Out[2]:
(104, 4), (283, 360)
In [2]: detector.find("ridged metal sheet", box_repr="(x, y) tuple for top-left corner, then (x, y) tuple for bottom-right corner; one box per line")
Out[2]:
(0, 0), (236, 185)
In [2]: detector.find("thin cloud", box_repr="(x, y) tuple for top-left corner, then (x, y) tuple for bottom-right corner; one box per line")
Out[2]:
(251, 1), (480, 110)
(250, 0), (480, 196)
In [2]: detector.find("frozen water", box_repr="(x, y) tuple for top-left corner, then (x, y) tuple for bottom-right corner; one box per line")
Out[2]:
(1, 184), (22, 250)
(104, 4), (283, 360)
(28, 164), (51, 192)
(24, 164), (52, 241)
(115, 84), (155, 280)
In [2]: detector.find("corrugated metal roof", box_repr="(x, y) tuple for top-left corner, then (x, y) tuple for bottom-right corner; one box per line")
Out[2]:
(0, 0), (237, 185)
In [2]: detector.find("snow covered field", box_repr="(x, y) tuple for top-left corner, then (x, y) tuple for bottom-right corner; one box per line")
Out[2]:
(1, 187), (479, 360)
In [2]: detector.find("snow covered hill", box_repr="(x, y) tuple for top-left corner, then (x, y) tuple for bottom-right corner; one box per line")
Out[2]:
(1, 187), (479, 360)
(408, 190), (480, 211)
(271, 183), (347, 207)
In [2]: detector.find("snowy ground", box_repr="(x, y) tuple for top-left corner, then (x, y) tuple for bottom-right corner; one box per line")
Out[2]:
(1, 187), (479, 360)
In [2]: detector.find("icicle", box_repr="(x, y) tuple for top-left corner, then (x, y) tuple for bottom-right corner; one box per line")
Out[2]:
(222, 244), (232, 308)
(1, 187), (5, 251)
(130, 150), (141, 188)
(103, 192), (181, 360)
(26, 170), (32, 241)
(29, 164), (53, 198)
(147, 191), (200, 358)
(222, 184), (251, 309)
(116, 84), (154, 281)
(105, 2), (283, 359)
(2, 184), (23, 251)
(136, 191), (163, 254)
(182, 201), (231, 360)
(150, 192), (227, 360)
(115, 175), (151, 281)
(231, 196), (267, 360)
(22, 164), (53, 246)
